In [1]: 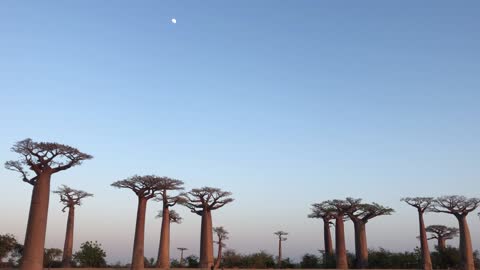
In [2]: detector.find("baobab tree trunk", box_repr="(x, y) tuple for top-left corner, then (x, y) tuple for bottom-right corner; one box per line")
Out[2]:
(335, 216), (348, 269)
(278, 238), (282, 268)
(157, 207), (171, 269)
(61, 206), (75, 267)
(200, 210), (214, 269)
(353, 221), (369, 269)
(457, 215), (475, 270)
(323, 219), (334, 257)
(214, 240), (223, 269)
(131, 197), (147, 270)
(438, 237), (446, 252)
(20, 173), (51, 270)
(418, 212), (432, 270)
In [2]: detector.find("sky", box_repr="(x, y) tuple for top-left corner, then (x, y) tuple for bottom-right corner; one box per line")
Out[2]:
(1, 0), (480, 264)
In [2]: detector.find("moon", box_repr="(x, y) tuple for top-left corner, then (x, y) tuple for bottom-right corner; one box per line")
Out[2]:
(171, 18), (177, 24)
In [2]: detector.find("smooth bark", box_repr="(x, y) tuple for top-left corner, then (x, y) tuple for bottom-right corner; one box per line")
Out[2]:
(418, 211), (432, 270)
(157, 207), (171, 268)
(200, 210), (214, 269)
(278, 238), (282, 268)
(61, 206), (75, 267)
(458, 216), (475, 270)
(323, 218), (334, 257)
(438, 237), (446, 252)
(353, 221), (368, 269)
(20, 173), (51, 270)
(335, 216), (348, 269)
(214, 241), (223, 269)
(131, 197), (147, 270)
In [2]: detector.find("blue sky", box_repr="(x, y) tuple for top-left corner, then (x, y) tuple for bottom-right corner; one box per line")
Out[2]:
(1, 1), (479, 264)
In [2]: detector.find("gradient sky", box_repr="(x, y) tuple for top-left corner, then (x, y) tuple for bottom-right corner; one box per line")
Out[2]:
(1, 0), (480, 264)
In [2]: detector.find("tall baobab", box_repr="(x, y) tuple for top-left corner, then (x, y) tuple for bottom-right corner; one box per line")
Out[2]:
(53, 185), (93, 267)
(324, 200), (350, 269)
(274, 231), (288, 268)
(213, 226), (229, 269)
(308, 203), (336, 261)
(431, 195), (480, 270)
(182, 187), (234, 269)
(401, 197), (434, 270)
(154, 178), (185, 269)
(5, 138), (92, 270)
(156, 208), (183, 268)
(177, 248), (188, 266)
(344, 198), (394, 269)
(111, 175), (166, 270)
(425, 225), (459, 252)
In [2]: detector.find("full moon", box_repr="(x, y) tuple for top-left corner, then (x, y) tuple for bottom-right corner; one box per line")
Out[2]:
(171, 18), (177, 24)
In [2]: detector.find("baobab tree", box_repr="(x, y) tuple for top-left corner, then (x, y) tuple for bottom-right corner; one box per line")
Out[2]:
(153, 178), (185, 269)
(401, 197), (434, 270)
(425, 225), (459, 252)
(53, 185), (93, 267)
(324, 200), (350, 269)
(4, 138), (92, 270)
(157, 209), (183, 223)
(431, 195), (480, 270)
(308, 203), (335, 262)
(343, 198), (394, 268)
(182, 187), (234, 269)
(274, 231), (288, 268)
(111, 175), (166, 270)
(213, 226), (229, 269)
(177, 248), (188, 266)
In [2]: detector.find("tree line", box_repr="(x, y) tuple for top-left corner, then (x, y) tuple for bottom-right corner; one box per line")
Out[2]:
(2, 138), (480, 270)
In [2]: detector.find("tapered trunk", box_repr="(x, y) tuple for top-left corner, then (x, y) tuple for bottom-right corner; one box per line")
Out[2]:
(131, 197), (148, 270)
(353, 221), (368, 269)
(20, 173), (51, 270)
(200, 209), (214, 269)
(180, 250), (185, 266)
(61, 206), (75, 267)
(335, 215), (348, 269)
(457, 215), (475, 270)
(323, 218), (334, 257)
(214, 240), (223, 269)
(418, 211), (432, 270)
(437, 237), (446, 252)
(157, 206), (171, 268)
(278, 238), (282, 268)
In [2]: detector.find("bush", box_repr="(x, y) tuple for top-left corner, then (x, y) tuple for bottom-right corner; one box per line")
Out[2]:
(73, 240), (107, 267)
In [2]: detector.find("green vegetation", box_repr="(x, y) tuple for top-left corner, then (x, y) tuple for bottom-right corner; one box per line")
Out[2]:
(73, 240), (107, 267)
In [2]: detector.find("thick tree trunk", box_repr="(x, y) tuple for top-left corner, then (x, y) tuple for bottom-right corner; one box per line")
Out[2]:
(214, 240), (222, 269)
(323, 219), (334, 257)
(278, 238), (282, 268)
(20, 173), (51, 270)
(180, 250), (185, 267)
(61, 206), (75, 267)
(131, 197), (148, 270)
(200, 209), (214, 269)
(457, 215), (475, 270)
(335, 215), (348, 269)
(157, 206), (171, 268)
(353, 221), (368, 269)
(418, 211), (432, 270)
(438, 237), (446, 252)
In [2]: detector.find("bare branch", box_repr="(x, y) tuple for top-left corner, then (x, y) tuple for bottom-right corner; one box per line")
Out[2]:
(431, 195), (480, 217)
(6, 138), (93, 181)
(157, 209), (183, 224)
(181, 187), (234, 213)
(53, 185), (93, 211)
(111, 175), (171, 199)
(426, 225), (459, 240)
(401, 197), (435, 213)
